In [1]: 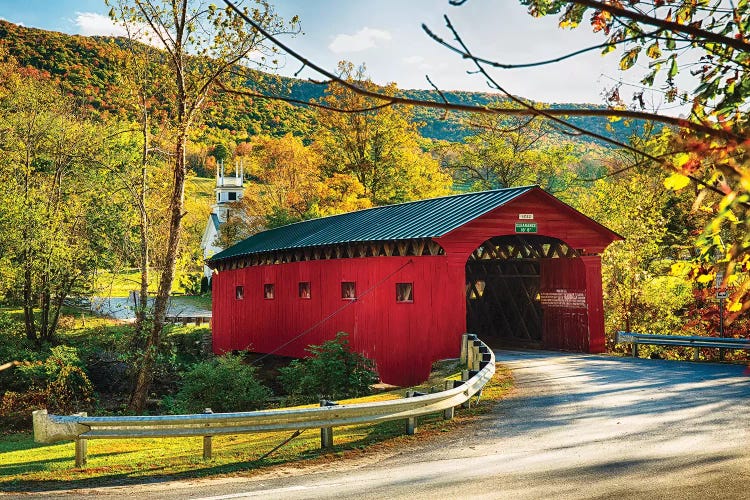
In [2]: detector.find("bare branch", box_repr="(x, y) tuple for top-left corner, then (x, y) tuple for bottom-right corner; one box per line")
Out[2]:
(221, 0), (738, 142)
(568, 0), (750, 53)
(439, 14), (734, 201)
(423, 22), (662, 69)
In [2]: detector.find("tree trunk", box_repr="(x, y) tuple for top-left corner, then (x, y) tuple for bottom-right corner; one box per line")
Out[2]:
(129, 121), (188, 413)
(23, 262), (36, 344)
(40, 287), (50, 342)
(134, 104), (150, 339)
(22, 155), (36, 344)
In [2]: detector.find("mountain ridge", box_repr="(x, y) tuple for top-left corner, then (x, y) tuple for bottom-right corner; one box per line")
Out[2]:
(0, 19), (641, 145)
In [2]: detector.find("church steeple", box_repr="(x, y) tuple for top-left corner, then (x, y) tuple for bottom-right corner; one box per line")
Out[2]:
(212, 160), (245, 222)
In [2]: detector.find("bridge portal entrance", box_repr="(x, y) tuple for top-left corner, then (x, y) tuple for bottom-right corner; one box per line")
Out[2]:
(466, 235), (587, 350)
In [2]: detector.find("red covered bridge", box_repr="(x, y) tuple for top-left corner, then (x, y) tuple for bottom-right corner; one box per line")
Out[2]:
(207, 186), (621, 386)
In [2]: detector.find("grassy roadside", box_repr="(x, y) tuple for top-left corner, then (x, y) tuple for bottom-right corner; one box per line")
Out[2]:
(92, 270), (209, 298)
(0, 364), (513, 493)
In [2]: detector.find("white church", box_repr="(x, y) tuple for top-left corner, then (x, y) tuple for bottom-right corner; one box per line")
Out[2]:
(201, 162), (245, 283)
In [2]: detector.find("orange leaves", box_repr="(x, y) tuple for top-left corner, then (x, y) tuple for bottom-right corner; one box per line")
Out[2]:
(591, 10), (612, 35)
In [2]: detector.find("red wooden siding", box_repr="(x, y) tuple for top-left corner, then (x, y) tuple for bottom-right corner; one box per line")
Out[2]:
(212, 256), (464, 386)
(539, 258), (589, 351)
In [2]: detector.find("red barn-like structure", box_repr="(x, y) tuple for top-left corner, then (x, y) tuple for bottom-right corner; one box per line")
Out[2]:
(208, 187), (621, 386)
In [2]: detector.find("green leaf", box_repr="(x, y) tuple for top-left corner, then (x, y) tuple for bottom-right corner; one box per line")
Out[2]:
(668, 56), (679, 78)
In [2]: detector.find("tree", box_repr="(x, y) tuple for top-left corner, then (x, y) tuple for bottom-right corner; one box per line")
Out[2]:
(210, 142), (230, 164)
(0, 56), (120, 344)
(102, 6), (175, 348)
(448, 104), (580, 193)
(110, 0), (299, 412)
(317, 62), (452, 205)
(215, 134), (371, 247)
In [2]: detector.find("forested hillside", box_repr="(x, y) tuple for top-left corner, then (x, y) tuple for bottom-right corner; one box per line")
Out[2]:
(0, 20), (638, 148)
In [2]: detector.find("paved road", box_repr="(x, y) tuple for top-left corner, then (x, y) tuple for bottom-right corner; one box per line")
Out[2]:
(30, 351), (750, 499)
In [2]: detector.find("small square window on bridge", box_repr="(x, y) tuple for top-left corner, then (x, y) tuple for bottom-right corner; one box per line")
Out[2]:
(341, 282), (356, 300)
(299, 282), (311, 299)
(396, 283), (413, 303)
(235, 286), (244, 300)
(264, 284), (275, 300)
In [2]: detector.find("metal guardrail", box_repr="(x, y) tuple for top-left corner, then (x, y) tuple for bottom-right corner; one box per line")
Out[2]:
(33, 333), (495, 467)
(616, 331), (750, 360)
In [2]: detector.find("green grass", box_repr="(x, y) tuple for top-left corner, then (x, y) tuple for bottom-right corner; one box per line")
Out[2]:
(93, 269), (208, 298)
(0, 365), (513, 492)
(170, 295), (212, 311)
(93, 269), (154, 298)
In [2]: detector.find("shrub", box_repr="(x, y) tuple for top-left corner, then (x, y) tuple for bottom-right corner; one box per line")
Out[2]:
(278, 332), (379, 404)
(4, 345), (87, 394)
(0, 346), (96, 430)
(0, 390), (48, 432)
(45, 364), (95, 414)
(171, 354), (271, 414)
(0, 312), (37, 363)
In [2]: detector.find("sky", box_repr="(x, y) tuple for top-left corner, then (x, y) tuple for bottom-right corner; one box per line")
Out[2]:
(0, 0), (665, 107)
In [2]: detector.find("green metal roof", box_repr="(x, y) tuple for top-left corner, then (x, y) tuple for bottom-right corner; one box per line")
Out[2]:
(209, 186), (535, 262)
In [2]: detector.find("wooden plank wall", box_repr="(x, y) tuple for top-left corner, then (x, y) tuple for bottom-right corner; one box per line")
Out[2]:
(212, 255), (465, 386)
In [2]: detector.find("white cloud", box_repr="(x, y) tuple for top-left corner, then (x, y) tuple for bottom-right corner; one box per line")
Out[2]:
(329, 27), (391, 54)
(403, 55), (424, 65)
(74, 12), (127, 37)
(1, 16), (24, 26)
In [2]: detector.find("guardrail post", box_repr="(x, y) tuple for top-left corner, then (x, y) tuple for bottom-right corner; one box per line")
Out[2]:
(460, 370), (471, 409)
(633, 339), (638, 358)
(403, 391), (425, 434)
(473, 340), (482, 371)
(465, 334), (478, 370)
(460, 333), (469, 365)
(74, 411), (88, 467)
(443, 381), (455, 420)
(75, 438), (87, 467)
(694, 346), (700, 362)
(320, 400), (335, 448)
(203, 408), (213, 460)
(405, 391), (417, 435)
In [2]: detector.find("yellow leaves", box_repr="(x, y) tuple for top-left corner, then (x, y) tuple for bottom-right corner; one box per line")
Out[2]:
(673, 152), (691, 168)
(619, 47), (641, 70)
(741, 171), (750, 193)
(670, 261), (693, 277)
(559, 18), (579, 29)
(696, 273), (714, 285)
(646, 41), (662, 59)
(664, 173), (691, 190)
(727, 300), (743, 313)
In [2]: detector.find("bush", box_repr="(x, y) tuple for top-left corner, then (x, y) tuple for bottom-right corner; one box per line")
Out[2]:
(170, 354), (271, 414)
(0, 390), (48, 432)
(278, 332), (379, 404)
(45, 364), (95, 414)
(0, 344), (96, 429)
(0, 312), (37, 363)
